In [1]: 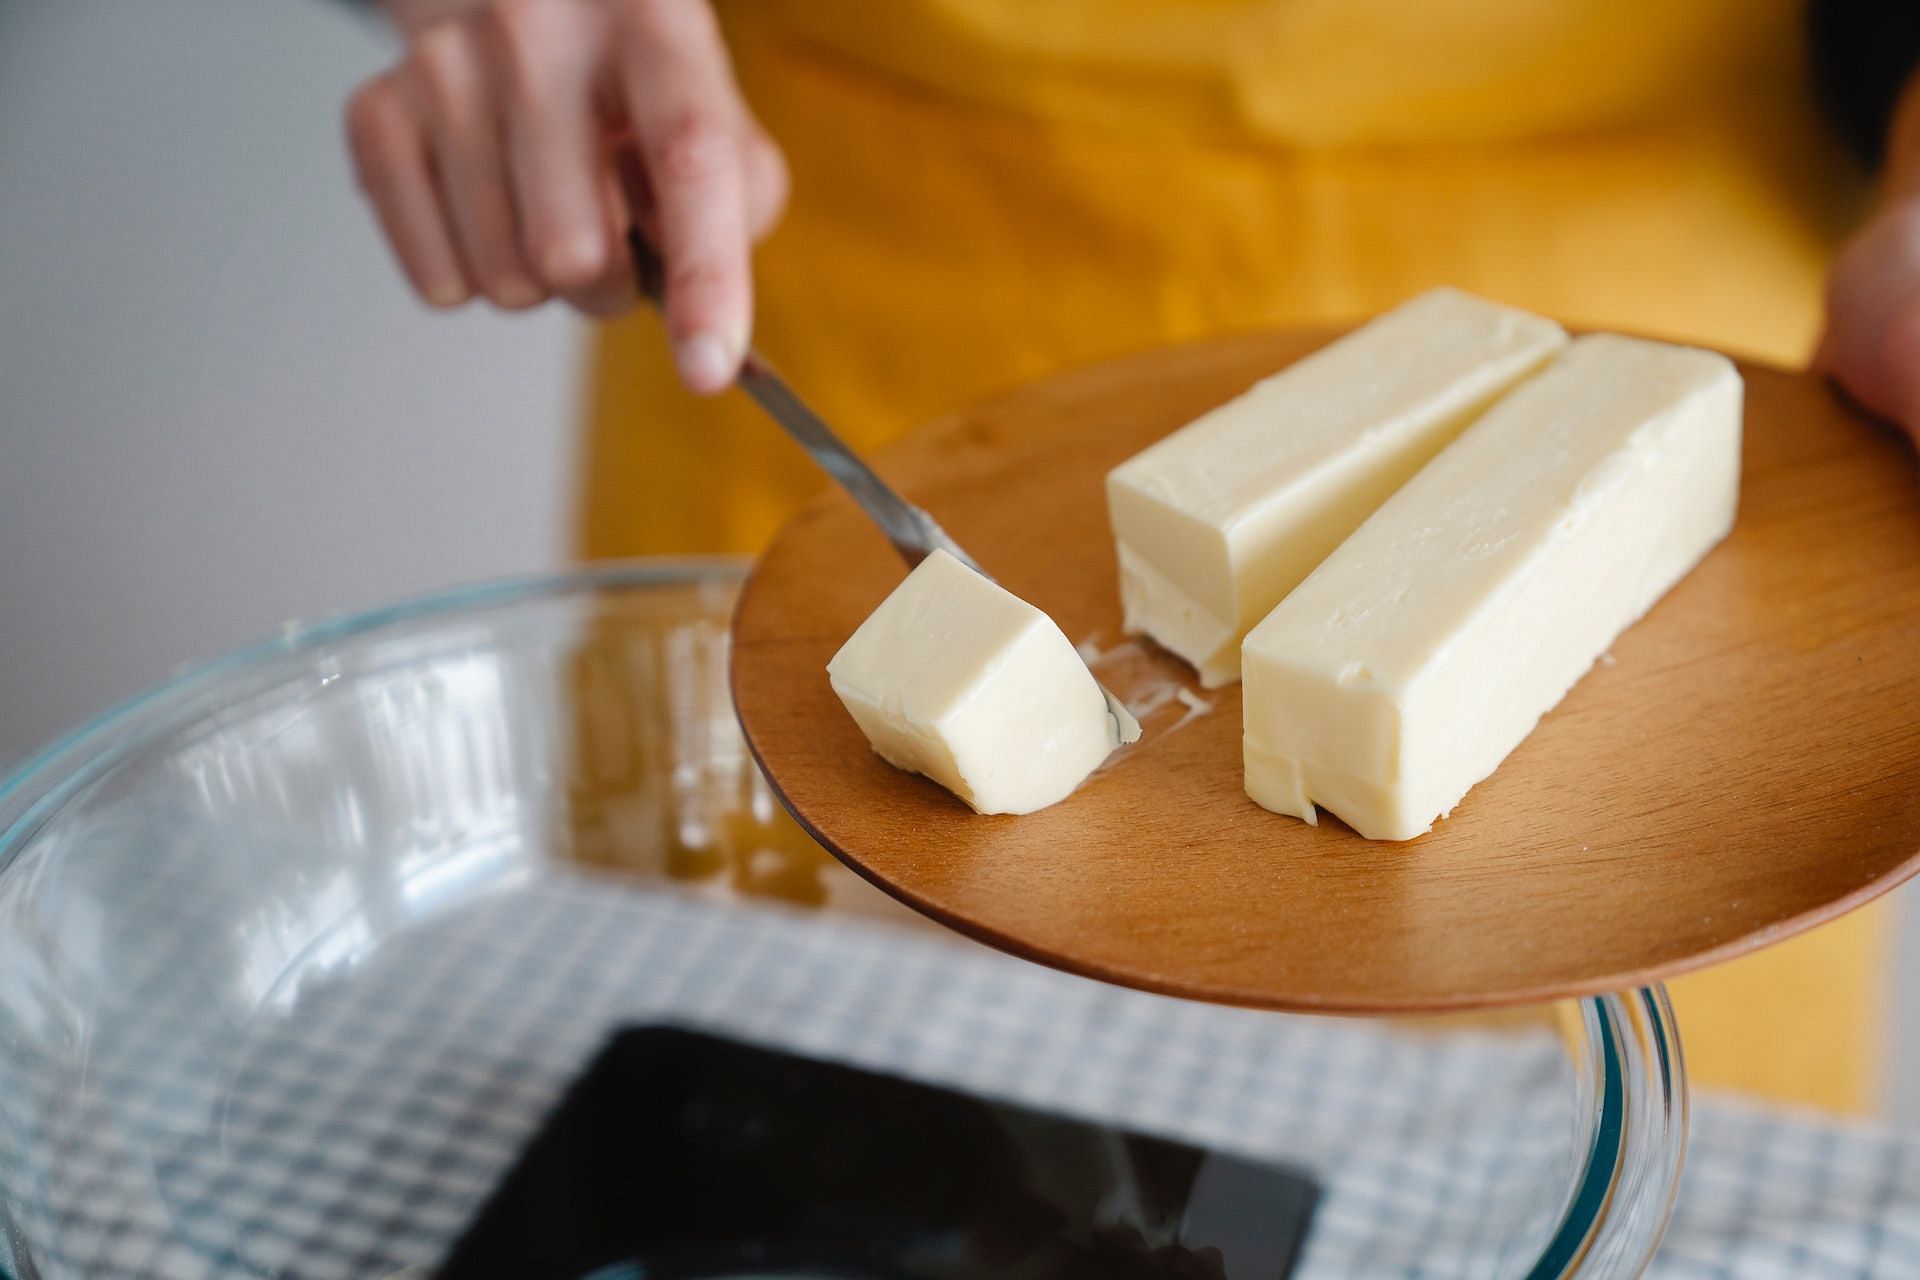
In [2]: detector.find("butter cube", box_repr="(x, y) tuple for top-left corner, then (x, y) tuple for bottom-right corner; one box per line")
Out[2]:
(1242, 334), (1743, 840)
(1107, 288), (1567, 686)
(827, 550), (1121, 815)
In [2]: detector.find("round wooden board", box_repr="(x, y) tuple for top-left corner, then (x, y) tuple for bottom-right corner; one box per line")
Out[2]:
(731, 329), (1920, 1012)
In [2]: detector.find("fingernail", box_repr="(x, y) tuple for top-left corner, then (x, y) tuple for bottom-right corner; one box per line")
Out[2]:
(676, 332), (735, 393)
(425, 280), (468, 308)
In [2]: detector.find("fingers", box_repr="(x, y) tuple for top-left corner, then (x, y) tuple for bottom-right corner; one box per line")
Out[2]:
(488, 0), (622, 298)
(644, 107), (752, 391)
(344, 74), (473, 307)
(615, 0), (756, 392)
(342, 0), (791, 375)
(409, 19), (547, 309)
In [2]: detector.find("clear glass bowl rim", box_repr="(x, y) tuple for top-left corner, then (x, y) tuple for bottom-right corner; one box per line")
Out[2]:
(0, 558), (1686, 1280)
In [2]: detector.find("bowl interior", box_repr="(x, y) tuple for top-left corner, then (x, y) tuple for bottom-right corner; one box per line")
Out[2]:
(0, 565), (1677, 1279)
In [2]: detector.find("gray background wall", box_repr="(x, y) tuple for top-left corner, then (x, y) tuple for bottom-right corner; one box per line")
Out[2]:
(2, 0), (1916, 1123)
(0, 0), (576, 768)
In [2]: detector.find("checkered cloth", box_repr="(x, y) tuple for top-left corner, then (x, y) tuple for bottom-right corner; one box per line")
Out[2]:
(2, 834), (1918, 1279)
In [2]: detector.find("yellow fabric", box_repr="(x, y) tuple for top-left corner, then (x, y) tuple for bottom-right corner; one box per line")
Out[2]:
(580, 0), (1885, 1113)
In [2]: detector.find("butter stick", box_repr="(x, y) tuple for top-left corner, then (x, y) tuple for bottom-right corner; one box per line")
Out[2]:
(1107, 288), (1567, 686)
(1242, 333), (1743, 840)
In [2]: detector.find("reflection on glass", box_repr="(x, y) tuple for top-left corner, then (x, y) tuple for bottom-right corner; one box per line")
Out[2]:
(0, 567), (1681, 1280)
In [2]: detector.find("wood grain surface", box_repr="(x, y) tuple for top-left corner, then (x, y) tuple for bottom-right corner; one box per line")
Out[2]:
(731, 328), (1920, 1012)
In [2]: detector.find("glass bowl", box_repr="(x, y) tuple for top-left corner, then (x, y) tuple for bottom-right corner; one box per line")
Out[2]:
(0, 561), (1684, 1279)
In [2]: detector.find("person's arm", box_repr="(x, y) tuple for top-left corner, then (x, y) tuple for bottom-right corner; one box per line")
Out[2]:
(342, 0), (787, 393)
(1811, 4), (1920, 444)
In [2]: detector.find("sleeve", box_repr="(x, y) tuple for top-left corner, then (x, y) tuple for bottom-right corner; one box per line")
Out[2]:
(1808, 0), (1920, 169)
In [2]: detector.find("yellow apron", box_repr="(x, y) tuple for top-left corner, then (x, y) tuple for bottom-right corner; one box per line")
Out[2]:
(579, 0), (1884, 1113)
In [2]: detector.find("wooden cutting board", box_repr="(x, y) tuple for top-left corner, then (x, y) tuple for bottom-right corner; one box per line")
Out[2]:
(731, 328), (1920, 1013)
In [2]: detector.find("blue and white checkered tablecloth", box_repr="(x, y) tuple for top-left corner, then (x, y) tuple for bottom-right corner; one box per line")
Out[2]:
(2, 853), (1917, 1280)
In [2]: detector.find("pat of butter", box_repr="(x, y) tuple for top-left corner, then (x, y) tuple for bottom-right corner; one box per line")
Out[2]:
(827, 549), (1122, 815)
(1242, 333), (1743, 841)
(1107, 288), (1568, 687)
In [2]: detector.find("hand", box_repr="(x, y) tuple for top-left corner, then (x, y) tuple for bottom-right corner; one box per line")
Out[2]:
(1815, 71), (1920, 450)
(344, 0), (788, 393)
(1815, 193), (1920, 448)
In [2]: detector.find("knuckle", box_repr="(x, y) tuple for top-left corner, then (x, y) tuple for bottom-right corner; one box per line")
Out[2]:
(620, 0), (718, 47)
(344, 78), (400, 148)
(343, 80), (405, 186)
(649, 110), (733, 183)
(488, 0), (549, 38)
(488, 1), (604, 113)
(487, 0), (576, 71)
(666, 257), (734, 307)
(409, 22), (481, 111)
